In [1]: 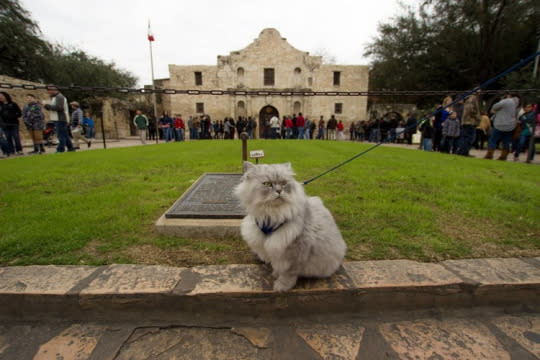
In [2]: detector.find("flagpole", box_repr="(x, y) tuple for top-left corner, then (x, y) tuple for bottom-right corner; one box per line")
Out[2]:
(148, 20), (158, 144)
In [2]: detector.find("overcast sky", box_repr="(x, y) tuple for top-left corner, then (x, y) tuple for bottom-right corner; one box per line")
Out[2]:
(21, 0), (416, 87)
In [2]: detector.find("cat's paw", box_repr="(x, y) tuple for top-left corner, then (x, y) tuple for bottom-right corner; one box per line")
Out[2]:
(273, 275), (297, 292)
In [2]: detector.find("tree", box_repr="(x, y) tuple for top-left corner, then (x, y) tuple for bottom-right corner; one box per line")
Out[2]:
(0, 0), (138, 102)
(0, 0), (52, 81)
(365, 0), (538, 94)
(44, 44), (137, 101)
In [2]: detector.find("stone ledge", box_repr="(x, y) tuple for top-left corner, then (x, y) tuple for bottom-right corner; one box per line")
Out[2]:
(155, 214), (241, 238)
(0, 258), (538, 320)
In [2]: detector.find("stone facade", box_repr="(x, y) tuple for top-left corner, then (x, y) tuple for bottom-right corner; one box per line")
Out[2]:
(160, 28), (369, 135)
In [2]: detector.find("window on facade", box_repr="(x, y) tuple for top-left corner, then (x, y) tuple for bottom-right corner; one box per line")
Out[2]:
(294, 67), (301, 75)
(294, 101), (301, 114)
(196, 103), (204, 113)
(237, 67), (245, 86)
(195, 72), (202, 86)
(335, 103), (343, 114)
(333, 71), (341, 86)
(264, 68), (275, 86)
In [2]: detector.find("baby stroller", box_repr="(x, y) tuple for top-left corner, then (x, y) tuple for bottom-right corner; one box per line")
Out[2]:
(43, 121), (57, 147)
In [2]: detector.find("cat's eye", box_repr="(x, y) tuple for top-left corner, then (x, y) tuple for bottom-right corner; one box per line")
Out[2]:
(263, 181), (272, 187)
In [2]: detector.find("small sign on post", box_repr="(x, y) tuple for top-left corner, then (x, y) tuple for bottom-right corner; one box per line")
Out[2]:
(249, 150), (265, 164)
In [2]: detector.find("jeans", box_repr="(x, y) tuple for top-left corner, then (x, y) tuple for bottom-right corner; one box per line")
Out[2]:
(3, 125), (22, 154)
(488, 128), (513, 151)
(423, 138), (432, 151)
(316, 128), (325, 139)
(86, 126), (95, 139)
(457, 125), (476, 156)
(527, 125), (536, 161)
(175, 128), (185, 141)
(191, 128), (199, 140)
(163, 127), (173, 142)
(514, 134), (529, 158)
(271, 128), (279, 139)
(297, 127), (304, 139)
(0, 128), (9, 155)
(286, 128), (293, 139)
(304, 128), (310, 139)
(55, 121), (74, 152)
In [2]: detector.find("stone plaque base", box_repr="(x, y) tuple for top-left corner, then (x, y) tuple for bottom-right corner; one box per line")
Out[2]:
(156, 173), (245, 239)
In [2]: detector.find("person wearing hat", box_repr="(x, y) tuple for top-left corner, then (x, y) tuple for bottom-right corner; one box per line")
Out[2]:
(70, 101), (91, 149)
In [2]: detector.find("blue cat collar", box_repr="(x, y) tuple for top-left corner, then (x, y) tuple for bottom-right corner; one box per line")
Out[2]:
(256, 218), (286, 235)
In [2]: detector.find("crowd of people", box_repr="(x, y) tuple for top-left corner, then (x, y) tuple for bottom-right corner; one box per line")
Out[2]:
(133, 112), (351, 142)
(416, 93), (538, 163)
(1, 88), (537, 164)
(134, 112), (261, 142)
(0, 88), (95, 157)
(132, 97), (538, 165)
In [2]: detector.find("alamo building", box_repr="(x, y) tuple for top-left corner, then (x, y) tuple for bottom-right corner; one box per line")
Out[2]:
(157, 28), (369, 135)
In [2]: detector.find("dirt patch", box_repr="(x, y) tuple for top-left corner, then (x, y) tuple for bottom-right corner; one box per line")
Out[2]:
(125, 244), (256, 267)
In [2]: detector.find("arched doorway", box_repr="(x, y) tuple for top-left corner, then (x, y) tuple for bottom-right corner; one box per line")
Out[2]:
(259, 105), (279, 139)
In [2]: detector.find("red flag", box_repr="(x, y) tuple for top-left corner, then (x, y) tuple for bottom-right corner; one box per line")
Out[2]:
(147, 22), (155, 42)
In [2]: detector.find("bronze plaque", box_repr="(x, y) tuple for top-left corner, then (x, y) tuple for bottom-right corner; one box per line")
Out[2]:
(165, 173), (245, 219)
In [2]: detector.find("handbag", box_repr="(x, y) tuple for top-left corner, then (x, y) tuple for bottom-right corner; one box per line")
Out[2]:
(512, 123), (522, 140)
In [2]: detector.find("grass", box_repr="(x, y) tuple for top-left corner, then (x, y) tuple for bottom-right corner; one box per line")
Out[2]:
(0, 140), (538, 266)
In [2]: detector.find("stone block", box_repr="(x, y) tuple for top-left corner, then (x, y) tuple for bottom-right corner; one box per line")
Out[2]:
(0, 265), (97, 295)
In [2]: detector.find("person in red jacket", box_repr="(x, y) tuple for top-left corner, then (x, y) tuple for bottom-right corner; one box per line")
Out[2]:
(337, 120), (345, 140)
(285, 116), (294, 139)
(296, 112), (305, 139)
(174, 114), (185, 141)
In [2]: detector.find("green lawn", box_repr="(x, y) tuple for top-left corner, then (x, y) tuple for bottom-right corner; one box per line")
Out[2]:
(0, 140), (538, 266)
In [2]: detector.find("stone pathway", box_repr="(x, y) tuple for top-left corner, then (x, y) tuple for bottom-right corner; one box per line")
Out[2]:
(0, 258), (539, 359)
(1, 308), (539, 359)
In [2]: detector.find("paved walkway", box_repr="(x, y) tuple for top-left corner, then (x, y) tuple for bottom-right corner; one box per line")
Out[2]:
(0, 258), (539, 359)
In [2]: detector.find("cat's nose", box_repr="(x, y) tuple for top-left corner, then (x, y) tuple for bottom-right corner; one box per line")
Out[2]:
(276, 188), (282, 194)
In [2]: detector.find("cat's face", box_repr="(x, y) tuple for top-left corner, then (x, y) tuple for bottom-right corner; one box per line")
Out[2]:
(234, 162), (303, 210)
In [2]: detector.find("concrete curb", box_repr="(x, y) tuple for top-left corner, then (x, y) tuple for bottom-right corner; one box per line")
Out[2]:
(0, 258), (538, 321)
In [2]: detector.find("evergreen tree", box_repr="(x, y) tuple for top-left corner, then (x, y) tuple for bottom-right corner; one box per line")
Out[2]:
(0, 0), (51, 81)
(365, 0), (538, 94)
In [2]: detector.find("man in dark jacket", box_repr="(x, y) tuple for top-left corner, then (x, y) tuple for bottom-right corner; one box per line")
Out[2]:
(0, 91), (23, 155)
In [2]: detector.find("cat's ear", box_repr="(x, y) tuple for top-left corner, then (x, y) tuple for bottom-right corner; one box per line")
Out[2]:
(243, 161), (256, 173)
(283, 162), (292, 170)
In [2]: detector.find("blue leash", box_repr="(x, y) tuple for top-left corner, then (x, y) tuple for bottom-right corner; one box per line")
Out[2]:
(303, 50), (540, 186)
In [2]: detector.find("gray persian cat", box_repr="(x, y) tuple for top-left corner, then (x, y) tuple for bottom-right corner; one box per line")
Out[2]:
(234, 162), (346, 292)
